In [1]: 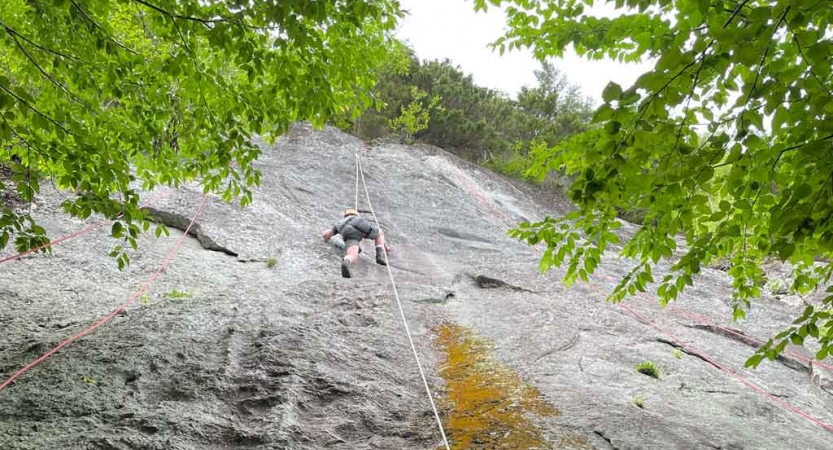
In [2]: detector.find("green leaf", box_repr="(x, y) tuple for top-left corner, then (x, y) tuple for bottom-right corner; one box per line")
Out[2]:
(111, 222), (124, 238)
(602, 82), (622, 102)
(777, 242), (795, 262)
(593, 104), (614, 122)
(794, 184), (812, 199)
(790, 334), (804, 346)
(605, 121), (621, 134)
(744, 353), (765, 368)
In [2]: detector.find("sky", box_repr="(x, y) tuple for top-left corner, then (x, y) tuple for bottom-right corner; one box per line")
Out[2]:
(395, 0), (654, 104)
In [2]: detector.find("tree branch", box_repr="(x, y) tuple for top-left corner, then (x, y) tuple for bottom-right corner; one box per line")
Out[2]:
(171, 17), (219, 128)
(0, 21), (81, 63)
(771, 133), (833, 174)
(744, 7), (789, 106)
(3, 28), (95, 112)
(0, 83), (73, 136)
(130, 0), (276, 32)
(69, 0), (140, 56)
(681, 128), (725, 184)
(131, 0), (231, 26)
(0, 111), (30, 151)
(0, 111), (63, 205)
(128, 0), (220, 128)
(672, 51), (708, 153)
(791, 34), (833, 97)
(723, 0), (751, 28)
(798, 0), (829, 12)
(622, 40), (714, 147)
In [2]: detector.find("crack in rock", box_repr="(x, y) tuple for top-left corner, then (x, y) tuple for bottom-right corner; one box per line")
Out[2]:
(436, 227), (494, 244)
(655, 338), (724, 370)
(679, 384), (738, 396)
(684, 324), (808, 374)
(593, 430), (620, 450)
(706, 442), (745, 450)
(415, 291), (455, 304)
(535, 332), (580, 362)
(144, 207), (238, 257)
(660, 339), (800, 399)
(809, 363), (833, 396)
(470, 274), (533, 292)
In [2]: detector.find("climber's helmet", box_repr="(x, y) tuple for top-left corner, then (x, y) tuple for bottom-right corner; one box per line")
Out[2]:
(343, 208), (359, 218)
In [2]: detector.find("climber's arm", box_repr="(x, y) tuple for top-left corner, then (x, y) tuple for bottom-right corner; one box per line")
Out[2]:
(322, 225), (338, 242)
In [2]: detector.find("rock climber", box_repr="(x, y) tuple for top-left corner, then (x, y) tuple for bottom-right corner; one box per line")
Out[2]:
(322, 208), (391, 278)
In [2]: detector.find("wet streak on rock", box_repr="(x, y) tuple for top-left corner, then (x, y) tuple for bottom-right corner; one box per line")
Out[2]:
(433, 322), (558, 449)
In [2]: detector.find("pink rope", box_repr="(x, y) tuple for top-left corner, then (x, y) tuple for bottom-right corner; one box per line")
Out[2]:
(619, 302), (833, 432)
(0, 194), (208, 391)
(665, 304), (833, 372)
(444, 154), (833, 433)
(0, 190), (173, 265)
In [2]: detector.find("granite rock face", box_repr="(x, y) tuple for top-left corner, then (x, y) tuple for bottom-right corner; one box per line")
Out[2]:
(1, 124), (832, 449)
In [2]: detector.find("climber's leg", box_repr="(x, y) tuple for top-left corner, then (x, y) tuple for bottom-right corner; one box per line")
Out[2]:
(341, 243), (359, 278)
(373, 234), (389, 266)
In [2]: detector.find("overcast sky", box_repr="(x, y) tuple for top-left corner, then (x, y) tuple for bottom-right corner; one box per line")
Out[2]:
(395, 0), (654, 104)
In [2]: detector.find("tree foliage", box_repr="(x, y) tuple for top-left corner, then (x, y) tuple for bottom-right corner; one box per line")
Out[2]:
(516, 61), (593, 147)
(343, 45), (592, 169)
(0, 0), (401, 263)
(388, 85), (441, 144)
(478, 0), (833, 361)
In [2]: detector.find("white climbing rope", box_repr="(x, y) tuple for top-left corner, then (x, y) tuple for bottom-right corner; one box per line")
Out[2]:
(355, 152), (452, 450)
(354, 152), (363, 256)
(354, 152), (360, 211)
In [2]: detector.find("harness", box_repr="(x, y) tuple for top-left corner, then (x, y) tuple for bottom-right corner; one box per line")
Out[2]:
(344, 215), (373, 238)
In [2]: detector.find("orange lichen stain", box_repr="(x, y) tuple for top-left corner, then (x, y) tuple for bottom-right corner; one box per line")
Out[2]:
(433, 323), (559, 450)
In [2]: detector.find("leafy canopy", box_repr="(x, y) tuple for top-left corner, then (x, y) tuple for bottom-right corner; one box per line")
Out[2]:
(341, 46), (592, 170)
(475, 0), (833, 362)
(0, 0), (401, 266)
(388, 85), (442, 144)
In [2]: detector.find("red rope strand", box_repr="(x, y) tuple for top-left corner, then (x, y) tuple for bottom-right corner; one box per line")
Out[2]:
(0, 194), (208, 391)
(0, 190), (173, 265)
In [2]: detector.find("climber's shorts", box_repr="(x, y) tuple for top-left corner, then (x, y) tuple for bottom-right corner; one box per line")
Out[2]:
(342, 222), (380, 248)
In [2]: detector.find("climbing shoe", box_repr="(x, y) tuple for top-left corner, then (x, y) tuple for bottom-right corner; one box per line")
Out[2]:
(375, 247), (388, 266)
(341, 257), (353, 278)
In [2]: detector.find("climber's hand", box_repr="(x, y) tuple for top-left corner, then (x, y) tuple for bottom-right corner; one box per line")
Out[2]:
(322, 229), (334, 243)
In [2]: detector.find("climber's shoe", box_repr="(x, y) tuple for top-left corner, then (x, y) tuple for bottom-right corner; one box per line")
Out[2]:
(341, 257), (353, 278)
(375, 246), (388, 266)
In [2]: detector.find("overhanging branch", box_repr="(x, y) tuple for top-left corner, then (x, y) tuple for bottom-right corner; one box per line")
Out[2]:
(744, 7), (790, 106)
(69, 0), (140, 56)
(0, 21), (81, 63)
(791, 34), (833, 97)
(723, 0), (751, 28)
(0, 83), (73, 136)
(2, 27), (95, 112)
